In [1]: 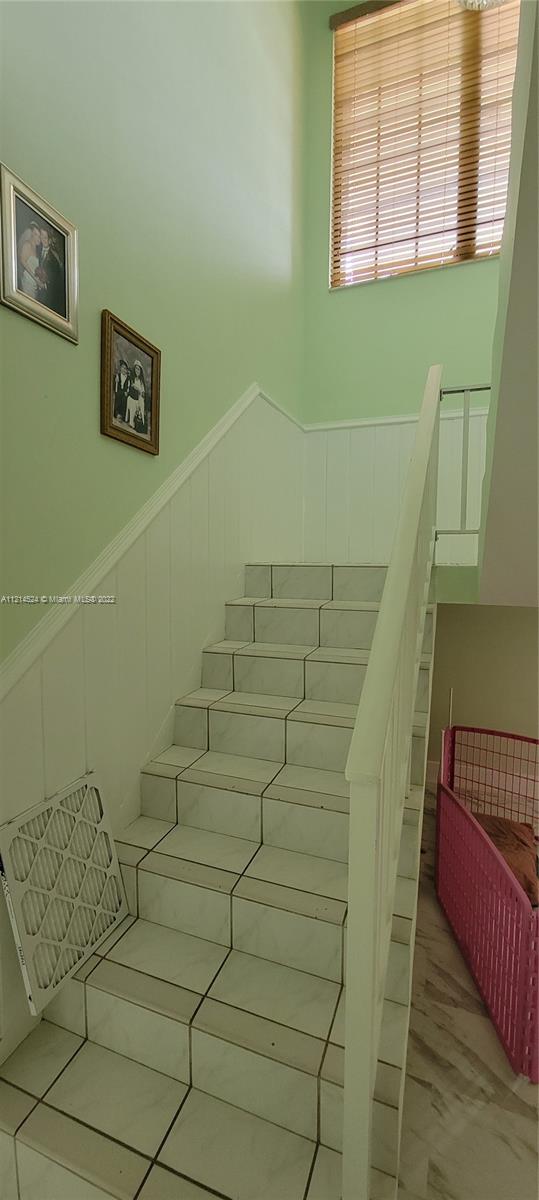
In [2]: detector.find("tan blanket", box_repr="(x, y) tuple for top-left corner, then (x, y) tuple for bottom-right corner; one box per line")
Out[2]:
(475, 814), (538, 907)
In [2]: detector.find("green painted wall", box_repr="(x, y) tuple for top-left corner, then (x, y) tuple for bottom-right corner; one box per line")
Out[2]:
(300, 0), (500, 422)
(0, 0), (304, 659)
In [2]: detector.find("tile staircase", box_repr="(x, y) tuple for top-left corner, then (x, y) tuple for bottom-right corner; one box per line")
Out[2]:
(0, 563), (434, 1200)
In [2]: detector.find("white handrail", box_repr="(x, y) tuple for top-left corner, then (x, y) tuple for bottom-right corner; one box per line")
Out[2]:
(342, 364), (442, 1200)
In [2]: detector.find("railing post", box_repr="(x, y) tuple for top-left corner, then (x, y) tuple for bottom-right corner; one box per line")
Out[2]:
(460, 389), (470, 532)
(342, 777), (379, 1200)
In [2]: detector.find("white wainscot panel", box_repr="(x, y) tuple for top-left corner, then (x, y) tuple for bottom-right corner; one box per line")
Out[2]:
(348, 425), (376, 564)
(0, 663), (44, 824)
(84, 569), (122, 824)
(42, 610), (86, 798)
(302, 432), (327, 562)
(115, 537), (148, 826)
(326, 430), (351, 563)
(146, 507), (172, 740)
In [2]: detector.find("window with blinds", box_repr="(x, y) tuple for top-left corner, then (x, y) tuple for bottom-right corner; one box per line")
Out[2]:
(330, 0), (520, 288)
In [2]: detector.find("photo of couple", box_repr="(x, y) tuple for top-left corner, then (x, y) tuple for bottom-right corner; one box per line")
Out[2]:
(112, 340), (151, 438)
(101, 310), (160, 455)
(16, 197), (67, 319)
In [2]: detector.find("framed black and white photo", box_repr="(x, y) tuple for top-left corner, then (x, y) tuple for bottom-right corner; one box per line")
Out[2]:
(0, 164), (78, 342)
(101, 310), (160, 455)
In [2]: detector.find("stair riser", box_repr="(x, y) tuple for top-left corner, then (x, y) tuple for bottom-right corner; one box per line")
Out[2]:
(119, 863), (138, 917)
(385, 939), (412, 1007)
(411, 733), (426, 787)
(138, 869), (231, 946)
(174, 704), (208, 750)
(320, 609), (377, 651)
(262, 798), (348, 863)
(191, 1029), (318, 1139)
(398, 825), (422, 881)
(305, 659), (366, 705)
(235, 653), (304, 698)
(135, 866), (346, 981)
(225, 604), (255, 642)
(201, 645), (429, 710)
(232, 897), (343, 982)
(209, 709), (285, 762)
(255, 606), (319, 647)
(244, 563), (388, 603)
(171, 705), (423, 780)
(86, 985), (190, 1082)
(178, 782), (262, 841)
(287, 721), (352, 773)
(333, 566), (387, 603)
(320, 1082), (400, 1177)
(141, 772), (177, 822)
(201, 650), (234, 690)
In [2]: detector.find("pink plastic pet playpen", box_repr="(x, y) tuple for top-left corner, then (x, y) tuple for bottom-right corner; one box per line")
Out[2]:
(436, 726), (538, 1083)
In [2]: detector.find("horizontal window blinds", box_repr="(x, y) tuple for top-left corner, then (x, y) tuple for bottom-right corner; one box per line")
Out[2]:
(331, 0), (520, 287)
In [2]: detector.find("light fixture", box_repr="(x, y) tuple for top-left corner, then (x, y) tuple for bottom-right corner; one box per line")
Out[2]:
(457, 0), (509, 10)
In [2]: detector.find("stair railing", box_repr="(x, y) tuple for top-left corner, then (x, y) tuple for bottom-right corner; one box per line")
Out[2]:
(342, 364), (442, 1200)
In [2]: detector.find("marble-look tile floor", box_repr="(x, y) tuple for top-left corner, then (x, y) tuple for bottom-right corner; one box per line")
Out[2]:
(399, 805), (538, 1200)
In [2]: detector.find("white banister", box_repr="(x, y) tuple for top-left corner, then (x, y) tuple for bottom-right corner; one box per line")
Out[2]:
(342, 364), (442, 1200)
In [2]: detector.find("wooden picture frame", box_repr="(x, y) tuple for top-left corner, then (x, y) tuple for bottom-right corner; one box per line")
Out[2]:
(100, 310), (160, 455)
(0, 164), (79, 342)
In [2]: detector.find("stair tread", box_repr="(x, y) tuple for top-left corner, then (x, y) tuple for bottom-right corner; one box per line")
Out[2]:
(158, 1088), (315, 1198)
(204, 639), (250, 653)
(255, 597), (325, 610)
(227, 595), (267, 605)
(245, 844), (348, 903)
(176, 687), (231, 707)
(118, 815), (173, 850)
(234, 874), (346, 925)
(266, 763), (349, 811)
(153, 825), (259, 874)
(211, 690), (302, 718)
(323, 600), (381, 612)
(143, 745), (205, 778)
(100, 916), (228, 994)
(15, 1093), (149, 1199)
(87, 953), (201, 1024)
(236, 641), (317, 660)
(193, 995), (326, 1076)
(140, 850), (239, 893)
(307, 645), (371, 665)
(289, 698), (357, 729)
(208, 949), (341, 1040)
(181, 749), (283, 795)
(92, 916), (342, 1049)
(152, 745), (205, 769)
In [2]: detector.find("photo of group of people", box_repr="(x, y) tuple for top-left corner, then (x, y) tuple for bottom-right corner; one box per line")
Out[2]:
(16, 197), (67, 319)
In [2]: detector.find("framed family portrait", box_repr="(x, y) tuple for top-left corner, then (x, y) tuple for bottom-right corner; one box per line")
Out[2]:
(0, 165), (78, 342)
(100, 310), (160, 455)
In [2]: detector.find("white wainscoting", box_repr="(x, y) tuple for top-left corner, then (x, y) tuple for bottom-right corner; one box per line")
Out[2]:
(0, 389), (303, 1060)
(0, 384), (486, 1060)
(303, 408), (487, 567)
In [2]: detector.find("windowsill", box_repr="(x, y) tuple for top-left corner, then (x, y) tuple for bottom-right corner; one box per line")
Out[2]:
(328, 251), (500, 293)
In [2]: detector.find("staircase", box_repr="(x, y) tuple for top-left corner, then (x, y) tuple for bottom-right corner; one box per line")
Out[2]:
(0, 562), (434, 1200)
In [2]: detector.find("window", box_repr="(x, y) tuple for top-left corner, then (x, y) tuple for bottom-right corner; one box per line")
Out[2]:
(330, 0), (520, 288)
